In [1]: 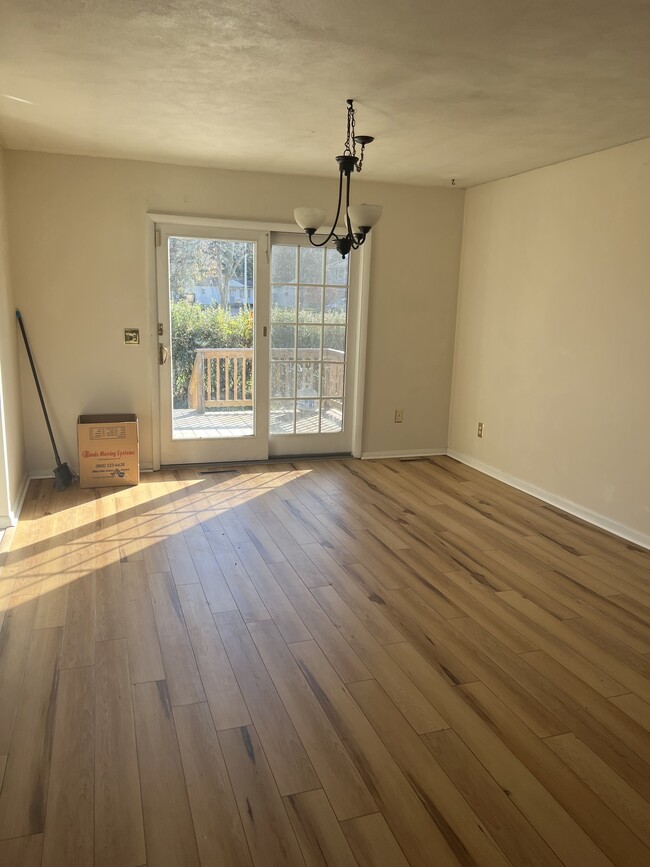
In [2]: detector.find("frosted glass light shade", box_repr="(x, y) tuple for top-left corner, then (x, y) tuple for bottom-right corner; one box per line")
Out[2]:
(347, 203), (383, 231)
(294, 207), (327, 232)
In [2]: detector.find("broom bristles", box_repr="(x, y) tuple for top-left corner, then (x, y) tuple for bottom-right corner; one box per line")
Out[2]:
(53, 462), (75, 491)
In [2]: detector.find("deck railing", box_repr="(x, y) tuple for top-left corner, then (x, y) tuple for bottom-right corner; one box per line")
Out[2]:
(270, 348), (344, 401)
(188, 348), (253, 411)
(188, 347), (345, 412)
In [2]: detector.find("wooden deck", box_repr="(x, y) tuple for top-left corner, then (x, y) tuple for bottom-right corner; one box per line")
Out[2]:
(0, 456), (649, 866)
(173, 408), (255, 439)
(173, 406), (342, 439)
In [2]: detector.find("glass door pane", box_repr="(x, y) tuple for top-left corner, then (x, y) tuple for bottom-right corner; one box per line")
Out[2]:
(156, 223), (269, 466)
(270, 242), (350, 444)
(168, 236), (255, 440)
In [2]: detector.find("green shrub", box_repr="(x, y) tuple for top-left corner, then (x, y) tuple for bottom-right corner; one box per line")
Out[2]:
(171, 301), (253, 408)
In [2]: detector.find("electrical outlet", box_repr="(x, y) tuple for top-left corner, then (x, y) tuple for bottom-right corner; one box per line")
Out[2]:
(477, 422), (484, 438)
(395, 409), (404, 423)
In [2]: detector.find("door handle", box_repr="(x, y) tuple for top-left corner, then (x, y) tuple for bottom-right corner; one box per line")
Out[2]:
(159, 343), (169, 365)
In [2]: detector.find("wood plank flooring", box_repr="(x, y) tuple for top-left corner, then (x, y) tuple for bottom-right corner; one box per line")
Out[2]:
(0, 456), (649, 866)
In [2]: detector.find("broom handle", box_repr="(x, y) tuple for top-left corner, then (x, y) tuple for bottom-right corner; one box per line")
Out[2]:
(15, 310), (63, 468)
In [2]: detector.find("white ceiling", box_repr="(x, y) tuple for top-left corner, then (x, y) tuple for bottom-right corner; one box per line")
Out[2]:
(1, 0), (649, 186)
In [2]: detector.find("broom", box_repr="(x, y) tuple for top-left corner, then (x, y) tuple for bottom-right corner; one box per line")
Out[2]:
(16, 310), (75, 490)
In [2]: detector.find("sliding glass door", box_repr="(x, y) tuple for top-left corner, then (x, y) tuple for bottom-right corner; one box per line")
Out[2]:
(154, 224), (359, 465)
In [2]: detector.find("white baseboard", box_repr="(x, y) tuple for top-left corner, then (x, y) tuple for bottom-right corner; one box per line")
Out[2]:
(11, 473), (30, 524)
(447, 449), (650, 551)
(361, 449), (447, 460)
(31, 463), (153, 477)
(29, 470), (56, 480)
(0, 472), (30, 528)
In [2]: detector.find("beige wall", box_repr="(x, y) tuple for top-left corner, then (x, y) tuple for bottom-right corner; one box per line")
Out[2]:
(449, 138), (650, 539)
(0, 147), (26, 525)
(5, 151), (464, 471)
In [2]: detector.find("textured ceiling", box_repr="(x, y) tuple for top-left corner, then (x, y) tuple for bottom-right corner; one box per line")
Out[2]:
(1, 0), (649, 186)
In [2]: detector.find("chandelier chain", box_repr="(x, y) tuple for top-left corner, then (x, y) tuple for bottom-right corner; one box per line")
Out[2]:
(344, 100), (356, 157)
(357, 141), (366, 172)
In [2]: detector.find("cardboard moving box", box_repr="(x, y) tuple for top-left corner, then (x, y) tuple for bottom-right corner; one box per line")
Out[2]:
(78, 414), (139, 488)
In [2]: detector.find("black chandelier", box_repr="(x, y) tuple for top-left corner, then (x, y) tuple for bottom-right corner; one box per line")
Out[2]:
(294, 99), (382, 259)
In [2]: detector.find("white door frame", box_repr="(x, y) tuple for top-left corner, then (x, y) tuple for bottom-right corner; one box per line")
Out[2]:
(147, 213), (371, 468)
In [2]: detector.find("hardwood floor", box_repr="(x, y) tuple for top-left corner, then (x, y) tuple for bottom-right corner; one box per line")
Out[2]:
(0, 456), (648, 866)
